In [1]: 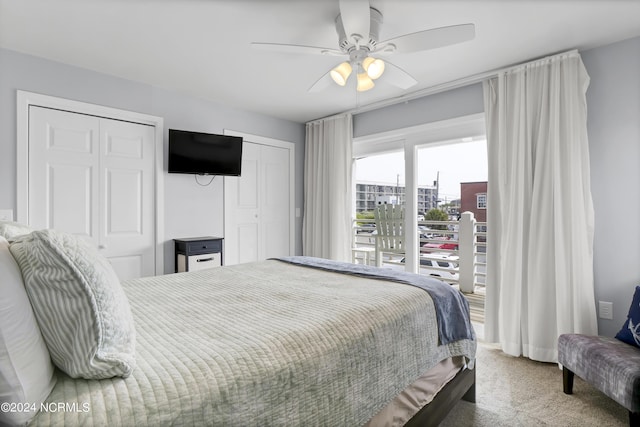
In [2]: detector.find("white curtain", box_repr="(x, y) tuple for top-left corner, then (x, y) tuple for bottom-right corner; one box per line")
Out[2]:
(303, 114), (353, 261)
(483, 51), (598, 362)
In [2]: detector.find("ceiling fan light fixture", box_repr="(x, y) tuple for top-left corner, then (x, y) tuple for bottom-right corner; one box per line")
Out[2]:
(362, 56), (385, 79)
(253, 4), (476, 94)
(356, 71), (375, 92)
(330, 61), (352, 86)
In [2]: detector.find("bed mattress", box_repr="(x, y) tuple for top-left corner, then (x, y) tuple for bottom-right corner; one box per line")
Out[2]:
(31, 259), (476, 426)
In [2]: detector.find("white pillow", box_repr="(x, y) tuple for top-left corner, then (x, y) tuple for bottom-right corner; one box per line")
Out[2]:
(0, 236), (56, 426)
(0, 220), (33, 241)
(9, 230), (136, 379)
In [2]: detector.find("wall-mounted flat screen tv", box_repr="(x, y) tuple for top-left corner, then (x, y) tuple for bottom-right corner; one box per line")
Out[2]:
(168, 129), (243, 176)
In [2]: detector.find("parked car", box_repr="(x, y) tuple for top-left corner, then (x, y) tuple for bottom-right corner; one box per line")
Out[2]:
(397, 253), (459, 283)
(421, 241), (458, 252)
(356, 223), (376, 234)
(418, 225), (433, 239)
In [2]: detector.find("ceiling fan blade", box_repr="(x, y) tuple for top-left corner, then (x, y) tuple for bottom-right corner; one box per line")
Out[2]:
(251, 42), (344, 56)
(378, 23), (475, 54)
(338, 0), (370, 46)
(308, 69), (335, 93)
(382, 60), (418, 90)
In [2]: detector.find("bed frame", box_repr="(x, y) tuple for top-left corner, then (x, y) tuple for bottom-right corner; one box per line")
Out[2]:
(405, 365), (476, 427)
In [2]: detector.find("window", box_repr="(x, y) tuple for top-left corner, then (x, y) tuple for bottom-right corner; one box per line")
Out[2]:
(477, 193), (487, 209)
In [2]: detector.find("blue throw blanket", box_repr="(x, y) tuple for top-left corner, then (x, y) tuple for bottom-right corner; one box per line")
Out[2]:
(274, 256), (475, 345)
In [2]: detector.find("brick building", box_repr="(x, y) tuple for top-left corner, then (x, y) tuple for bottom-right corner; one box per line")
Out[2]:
(460, 181), (487, 222)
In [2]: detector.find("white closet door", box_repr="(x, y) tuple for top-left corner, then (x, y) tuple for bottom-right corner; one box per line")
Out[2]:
(224, 141), (292, 265)
(226, 141), (260, 264)
(260, 144), (290, 259)
(28, 106), (156, 280)
(100, 118), (155, 280)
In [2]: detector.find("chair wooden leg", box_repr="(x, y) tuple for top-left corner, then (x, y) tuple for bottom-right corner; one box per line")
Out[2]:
(630, 411), (639, 427)
(563, 367), (574, 394)
(375, 247), (382, 267)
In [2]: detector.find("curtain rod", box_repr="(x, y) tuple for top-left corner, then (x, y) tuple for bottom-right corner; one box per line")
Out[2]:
(336, 48), (579, 118)
(306, 112), (352, 126)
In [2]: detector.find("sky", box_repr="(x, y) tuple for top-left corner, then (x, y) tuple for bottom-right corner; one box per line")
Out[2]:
(355, 140), (488, 202)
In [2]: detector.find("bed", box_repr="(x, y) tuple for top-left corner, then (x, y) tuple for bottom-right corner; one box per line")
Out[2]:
(0, 227), (476, 426)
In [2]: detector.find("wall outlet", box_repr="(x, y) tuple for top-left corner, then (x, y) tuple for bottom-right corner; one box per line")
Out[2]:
(599, 301), (613, 320)
(0, 209), (14, 221)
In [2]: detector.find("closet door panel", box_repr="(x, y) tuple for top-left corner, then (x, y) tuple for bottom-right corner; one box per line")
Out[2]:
(261, 145), (290, 259)
(29, 106), (99, 240)
(224, 142), (260, 265)
(100, 118), (155, 280)
(105, 168), (142, 234)
(47, 164), (94, 235)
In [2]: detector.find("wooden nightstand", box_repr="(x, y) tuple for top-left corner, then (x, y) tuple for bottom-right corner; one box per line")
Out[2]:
(173, 237), (224, 273)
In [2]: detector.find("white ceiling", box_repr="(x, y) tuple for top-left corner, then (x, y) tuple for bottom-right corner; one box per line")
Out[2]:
(1, 0), (639, 123)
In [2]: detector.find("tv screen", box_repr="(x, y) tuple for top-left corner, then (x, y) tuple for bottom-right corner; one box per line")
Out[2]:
(168, 129), (243, 176)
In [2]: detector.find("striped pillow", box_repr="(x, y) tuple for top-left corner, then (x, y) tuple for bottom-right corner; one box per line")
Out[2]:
(9, 230), (136, 379)
(0, 236), (56, 426)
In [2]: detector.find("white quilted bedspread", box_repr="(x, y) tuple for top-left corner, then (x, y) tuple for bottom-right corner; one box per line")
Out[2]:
(31, 260), (476, 426)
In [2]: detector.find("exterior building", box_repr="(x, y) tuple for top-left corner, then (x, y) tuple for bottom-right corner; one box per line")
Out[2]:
(441, 199), (461, 219)
(355, 181), (438, 213)
(460, 181), (487, 222)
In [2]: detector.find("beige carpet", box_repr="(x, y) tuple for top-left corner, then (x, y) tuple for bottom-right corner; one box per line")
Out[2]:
(439, 341), (628, 426)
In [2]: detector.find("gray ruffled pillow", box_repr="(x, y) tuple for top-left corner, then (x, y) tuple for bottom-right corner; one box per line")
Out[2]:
(10, 229), (136, 379)
(0, 220), (33, 241)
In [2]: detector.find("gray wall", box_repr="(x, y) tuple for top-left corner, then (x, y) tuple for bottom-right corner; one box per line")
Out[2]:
(0, 48), (305, 273)
(582, 36), (640, 336)
(353, 83), (484, 138)
(354, 36), (640, 336)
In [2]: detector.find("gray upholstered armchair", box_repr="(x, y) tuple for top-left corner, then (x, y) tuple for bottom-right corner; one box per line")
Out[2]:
(558, 334), (640, 426)
(558, 286), (640, 426)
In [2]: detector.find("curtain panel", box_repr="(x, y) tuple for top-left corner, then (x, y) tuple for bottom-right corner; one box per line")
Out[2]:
(483, 52), (597, 362)
(303, 114), (353, 262)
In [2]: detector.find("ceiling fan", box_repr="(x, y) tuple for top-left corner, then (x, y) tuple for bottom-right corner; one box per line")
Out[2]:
(251, 0), (475, 92)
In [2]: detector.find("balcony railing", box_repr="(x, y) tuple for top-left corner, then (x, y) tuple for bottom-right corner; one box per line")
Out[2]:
(352, 212), (486, 293)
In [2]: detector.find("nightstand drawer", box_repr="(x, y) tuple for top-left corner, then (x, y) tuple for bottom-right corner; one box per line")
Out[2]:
(177, 253), (221, 272)
(186, 239), (222, 255)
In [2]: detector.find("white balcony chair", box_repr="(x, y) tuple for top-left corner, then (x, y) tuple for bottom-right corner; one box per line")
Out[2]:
(373, 204), (405, 267)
